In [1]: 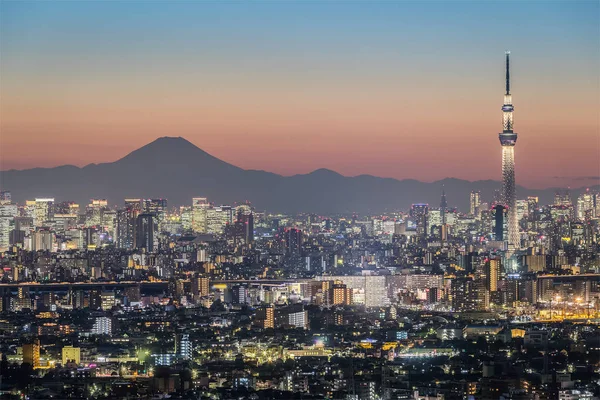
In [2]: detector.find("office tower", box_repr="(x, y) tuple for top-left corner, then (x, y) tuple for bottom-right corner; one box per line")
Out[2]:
(115, 209), (131, 249)
(516, 199), (528, 222)
(192, 197), (209, 233)
(554, 190), (572, 206)
(135, 213), (157, 252)
(32, 228), (55, 251)
(142, 198), (167, 220)
(577, 189), (595, 219)
(240, 210), (254, 243)
(499, 52), (518, 249)
(31, 198), (54, 227)
(22, 339), (41, 369)
(410, 203), (429, 239)
(116, 200), (142, 249)
(493, 204), (507, 241)
(285, 228), (303, 256)
(228, 206), (254, 244)
(101, 209), (116, 236)
(85, 199), (108, 227)
(470, 191), (481, 217)
(53, 201), (79, 215)
(180, 206), (193, 231)
(0, 200), (18, 250)
(206, 205), (234, 234)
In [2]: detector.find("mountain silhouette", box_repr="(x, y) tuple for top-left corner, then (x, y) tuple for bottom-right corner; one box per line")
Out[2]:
(0, 137), (596, 213)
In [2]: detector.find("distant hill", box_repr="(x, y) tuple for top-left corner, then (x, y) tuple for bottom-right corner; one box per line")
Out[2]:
(0, 137), (596, 213)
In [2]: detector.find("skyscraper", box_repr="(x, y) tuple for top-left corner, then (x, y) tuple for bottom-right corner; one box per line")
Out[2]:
(192, 197), (209, 233)
(440, 188), (447, 225)
(577, 189), (595, 219)
(470, 191), (481, 217)
(285, 228), (303, 256)
(499, 51), (519, 249)
(410, 203), (429, 240)
(493, 204), (507, 242)
(135, 213), (157, 252)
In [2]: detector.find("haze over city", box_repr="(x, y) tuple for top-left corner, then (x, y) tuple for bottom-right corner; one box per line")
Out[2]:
(1, 1), (599, 188)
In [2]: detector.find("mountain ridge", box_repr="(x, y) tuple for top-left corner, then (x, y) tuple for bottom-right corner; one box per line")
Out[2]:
(1, 137), (597, 213)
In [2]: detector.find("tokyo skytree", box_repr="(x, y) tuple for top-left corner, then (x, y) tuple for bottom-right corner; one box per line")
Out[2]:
(499, 51), (519, 249)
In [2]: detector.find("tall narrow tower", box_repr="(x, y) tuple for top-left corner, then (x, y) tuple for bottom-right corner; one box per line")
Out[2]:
(499, 51), (519, 249)
(440, 187), (447, 225)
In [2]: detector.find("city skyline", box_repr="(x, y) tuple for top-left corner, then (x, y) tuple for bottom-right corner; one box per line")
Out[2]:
(1, 1), (599, 189)
(0, 2), (599, 397)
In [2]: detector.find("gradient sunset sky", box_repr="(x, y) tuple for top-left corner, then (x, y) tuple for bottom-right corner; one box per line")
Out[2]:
(1, 1), (598, 188)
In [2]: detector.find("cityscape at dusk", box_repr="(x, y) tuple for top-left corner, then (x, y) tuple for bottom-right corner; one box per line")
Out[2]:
(1, 1), (599, 187)
(0, 1), (599, 400)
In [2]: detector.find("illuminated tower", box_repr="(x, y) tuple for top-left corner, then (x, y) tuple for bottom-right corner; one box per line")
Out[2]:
(499, 51), (519, 249)
(440, 187), (447, 225)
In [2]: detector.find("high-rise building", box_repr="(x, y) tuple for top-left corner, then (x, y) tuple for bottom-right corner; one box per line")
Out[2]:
(498, 52), (519, 249)
(116, 200), (142, 249)
(135, 213), (157, 252)
(554, 190), (572, 206)
(485, 258), (501, 293)
(192, 276), (210, 298)
(410, 203), (429, 239)
(285, 228), (303, 256)
(85, 199), (108, 227)
(206, 205), (234, 234)
(527, 196), (539, 218)
(175, 334), (193, 360)
(192, 197), (209, 233)
(32, 198), (54, 227)
(516, 199), (529, 222)
(32, 228), (55, 251)
(577, 189), (595, 219)
(470, 191), (481, 217)
(143, 199), (167, 219)
(451, 277), (487, 311)
(493, 204), (507, 242)
(440, 189), (448, 225)
(23, 339), (41, 369)
(0, 200), (18, 250)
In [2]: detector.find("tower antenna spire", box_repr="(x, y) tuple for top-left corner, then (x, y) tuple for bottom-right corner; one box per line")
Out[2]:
(505, 50), (510, 95)
(499, 50), (519, 259)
